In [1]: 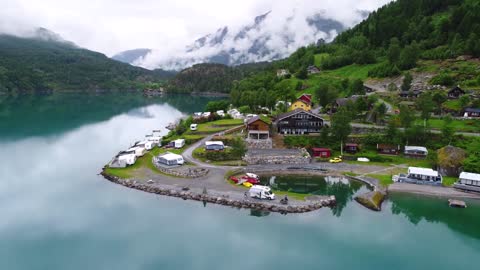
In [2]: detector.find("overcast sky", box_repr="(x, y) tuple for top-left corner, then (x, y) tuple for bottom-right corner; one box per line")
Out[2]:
(0, 0), (391, 56)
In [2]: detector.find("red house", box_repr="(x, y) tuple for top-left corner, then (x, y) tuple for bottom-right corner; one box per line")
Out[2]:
(312, 148), (331, 158)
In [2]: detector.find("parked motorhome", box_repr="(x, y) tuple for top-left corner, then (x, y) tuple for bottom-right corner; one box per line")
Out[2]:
(146, 132), (162, 145)
(454, 172), (480, 193)
(190, 124), (198, 131)
(205, 141), (225, 151)
(155, 152), (184, 166)
(127, 146), (147, 157)
(393, 167), (442, 186)
(174, 139), (185, 149)
(249, 185), (275, 200)
(404, 146), (428, 158)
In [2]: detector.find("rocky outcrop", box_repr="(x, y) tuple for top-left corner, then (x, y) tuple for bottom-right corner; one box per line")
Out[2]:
(246, 138), (272, 149)
(154, 164), (209, 178)
(101, 170), (336, 214)
(244, 148), (311, 165)
(354, 191), (386, 211)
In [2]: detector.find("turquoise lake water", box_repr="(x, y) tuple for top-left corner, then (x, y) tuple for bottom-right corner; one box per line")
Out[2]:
(0, 92), (479, 270)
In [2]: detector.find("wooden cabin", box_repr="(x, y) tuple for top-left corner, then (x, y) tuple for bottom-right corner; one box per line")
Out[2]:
(312, 148), (331, 158)
(377, 144), (400, 155)
(345, 143), (359, 154)
(448, 86), (466, 99)
(247, 116), (270, 140)
(276, 109), (324, 135)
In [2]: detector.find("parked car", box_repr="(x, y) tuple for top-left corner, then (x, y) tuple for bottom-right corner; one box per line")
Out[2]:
(230, 176), (239, 184)
(243, 182), (253, 188)
(242, 176), (260, 184)
(329, 157), (342, 163)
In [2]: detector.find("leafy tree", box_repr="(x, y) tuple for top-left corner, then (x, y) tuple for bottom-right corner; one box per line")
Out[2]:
(373, 102), (388, 124)
(399, 105), (414, 128)
(350, 79), (365, 95)
(401, 73), (413, 91)
(295, 67), (308, 79)
(385, 118), (401, 145)
(331, 107), (352, 155)
(387, 37), (401, 64)
(416, 93), (435, 120)
(441, 115), (455, 145)
(459, 95), (470, 109)
(432, 92), (447, 114)
(230, 137), (247, 159)
(398, 41), (420, 70)
(355, 97), (368, 112)
(315, 84), (338, 108)
(466, 33), (480, 57)
(205, 100), (229, 112)
(387, 82), (398, 92)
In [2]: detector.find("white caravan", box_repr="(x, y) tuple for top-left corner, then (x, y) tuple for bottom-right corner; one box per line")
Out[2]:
(174, 139), (185, 149)
(127, 146), (147, 157)
(249, 185), (275, 200)
(117, 152), (137, 166)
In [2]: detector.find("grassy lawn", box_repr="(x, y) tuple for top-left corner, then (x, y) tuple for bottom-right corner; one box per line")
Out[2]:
(413, 118), (480, 132)
(193, 146), (245, 166)
(442, 100), (461, 111)
(105, 145), (189, 179)
(187, 119), (244, 134)
(321, 63), (383, 80)
(366, 174), (394, 187)
(442, 176), (457, 187)
(345, 150), (434, 168)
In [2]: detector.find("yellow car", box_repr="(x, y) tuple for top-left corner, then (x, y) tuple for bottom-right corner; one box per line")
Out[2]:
(329, 157), (342, 163)
(242, 182), (253, 188)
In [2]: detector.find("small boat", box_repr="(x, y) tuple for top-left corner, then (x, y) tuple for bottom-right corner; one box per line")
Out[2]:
(448, 199), (467, 208)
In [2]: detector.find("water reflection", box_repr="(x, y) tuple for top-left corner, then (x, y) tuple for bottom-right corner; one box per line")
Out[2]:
(390, 193), (480, 240)
(260, 175), (366, 217)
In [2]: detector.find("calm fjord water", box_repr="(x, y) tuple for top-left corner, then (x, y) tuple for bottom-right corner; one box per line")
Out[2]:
(0, 93), (479, 270)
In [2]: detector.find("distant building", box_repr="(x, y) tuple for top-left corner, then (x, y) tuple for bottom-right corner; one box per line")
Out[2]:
(399, 90), (422, 98)
(454, 172), (480, 193)
(246, 116), (271, 140)
(275, 109), (324, 135)
(332, 95), (363, 112)
(447, 86), (466, 99)
(464, 108), (480, 118)
(312, 148), (331, 158)
(276, 69), (290, 78)
(290, 94), (312, 111)
(377, 144), (400, 155)
(307, 65), (320, 74)
(345, 143), (359, 154)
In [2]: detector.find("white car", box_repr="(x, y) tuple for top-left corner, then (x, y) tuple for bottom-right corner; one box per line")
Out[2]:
(190, 124), (198, 131)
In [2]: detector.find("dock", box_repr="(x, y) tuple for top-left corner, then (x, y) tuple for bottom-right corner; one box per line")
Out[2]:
(448, 199), (467, 208)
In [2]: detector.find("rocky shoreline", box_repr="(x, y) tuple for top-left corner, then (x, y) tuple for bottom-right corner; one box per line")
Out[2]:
(100, 171), (337, 214)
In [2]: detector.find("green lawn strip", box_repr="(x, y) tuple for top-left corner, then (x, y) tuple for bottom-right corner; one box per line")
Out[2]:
(193, 146), (244, 166)
(366, 174), (394, 187)
(413, 118), (480, 132)
(442, 176), (457, 187)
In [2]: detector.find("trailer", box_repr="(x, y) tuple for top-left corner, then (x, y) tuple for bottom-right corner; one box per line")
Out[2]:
(174, 139), (185, 149)
(127, 146), (147, 157)
(133, 140), (155, 150)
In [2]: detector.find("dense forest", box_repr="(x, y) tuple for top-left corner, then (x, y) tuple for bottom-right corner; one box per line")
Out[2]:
(166, 62), (271, 94)
(0, 34), (174, 93)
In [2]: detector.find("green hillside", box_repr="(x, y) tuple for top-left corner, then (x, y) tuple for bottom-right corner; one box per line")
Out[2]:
(0, 33), (173, 93)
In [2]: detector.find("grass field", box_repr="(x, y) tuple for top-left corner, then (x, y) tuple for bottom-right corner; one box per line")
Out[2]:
(442, 176), (457, 187)
(187, 119), (244, 134)
(413, 118), (480, 132)
(366, 174), (394, 187)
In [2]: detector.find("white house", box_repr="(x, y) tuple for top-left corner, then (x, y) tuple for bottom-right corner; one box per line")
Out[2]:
(155, 152), (184, 166)
(205, 141), (225, 151)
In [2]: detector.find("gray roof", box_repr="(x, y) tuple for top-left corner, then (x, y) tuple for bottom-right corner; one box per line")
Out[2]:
(275, 109), (324, 122)
(465, 108), (480, 113)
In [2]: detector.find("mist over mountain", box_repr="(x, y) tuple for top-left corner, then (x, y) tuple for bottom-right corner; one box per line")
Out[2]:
(115, 9), (368, 70)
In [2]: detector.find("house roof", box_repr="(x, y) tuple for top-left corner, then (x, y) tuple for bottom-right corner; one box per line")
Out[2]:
(448, 86), (465, 94)
(377, 144), (398, 150)
(247, 115), (271, 125)
(335, 95), (362, 106)
(312, 148), (331, 152)
(465, 108), (480, 113)
(408, 167), (438, 177)
(405, 146), (428, 152)
(159, 152), (183, 161)
(275, 109), (324, 122)
(297, 94), (312, 105)
(459, 172), (480, 182)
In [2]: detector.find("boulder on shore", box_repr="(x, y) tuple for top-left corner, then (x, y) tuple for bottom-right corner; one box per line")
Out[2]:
(355, 191), (385, 211)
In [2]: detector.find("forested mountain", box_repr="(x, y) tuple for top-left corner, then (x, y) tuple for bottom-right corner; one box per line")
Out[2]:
(112, 48), (152, 64)
(167, 62), (270, 94)
(0, 31), (174, 93)
(224, 0), (480, 109)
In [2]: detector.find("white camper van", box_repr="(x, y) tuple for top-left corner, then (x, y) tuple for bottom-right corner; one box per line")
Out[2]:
(174, 139), (185, 149)
(146, 130), (162, 145)
(134, 140), (155, 150)
(190, 124), (198, 131)
(127, 146), (147, 157)
(249, 185), (275, 200)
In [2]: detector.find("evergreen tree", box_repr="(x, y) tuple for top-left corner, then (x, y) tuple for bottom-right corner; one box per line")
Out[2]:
(331, 107), (352, 155)
(399, 105), (414, 128)
(351, 79), (365, 95)
(387, 37), (401, 64)
(401, 73), (413, 91)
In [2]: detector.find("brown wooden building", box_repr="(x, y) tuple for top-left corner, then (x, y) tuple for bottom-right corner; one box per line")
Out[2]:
(247, 116), (270, 139)
(448, 86), (466, 99)
(377, 144), (400, 155)
(275, 109), (324, 135)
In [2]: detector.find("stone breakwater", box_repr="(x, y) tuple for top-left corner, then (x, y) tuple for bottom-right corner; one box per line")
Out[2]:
(101, 171), (336, 214)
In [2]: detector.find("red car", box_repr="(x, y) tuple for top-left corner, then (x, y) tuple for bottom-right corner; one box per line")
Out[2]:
(242, 176), (260, 185)
(230, 176), (240, 184)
